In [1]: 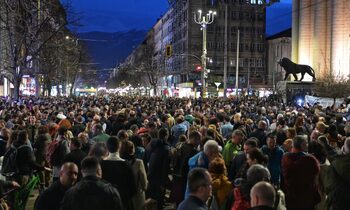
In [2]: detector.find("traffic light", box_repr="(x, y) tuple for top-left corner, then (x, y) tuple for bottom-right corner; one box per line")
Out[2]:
(195, 65), (203, 72)
(165, 45), (172, 58)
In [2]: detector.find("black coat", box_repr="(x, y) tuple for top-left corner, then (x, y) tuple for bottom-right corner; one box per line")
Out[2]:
(60, 176), (124, 210)
(228, 152), (247, 181)
(16, 145), (44, 176)
(145, 139), (171, 197)
(34, 181), (69, 210)
(100, 160), (137, 210)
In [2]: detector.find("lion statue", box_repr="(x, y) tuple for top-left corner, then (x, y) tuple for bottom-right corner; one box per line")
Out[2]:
(278, 57), (316, 81)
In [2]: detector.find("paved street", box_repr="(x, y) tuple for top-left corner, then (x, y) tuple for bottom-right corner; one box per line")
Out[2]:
(25, 190), (38, 210)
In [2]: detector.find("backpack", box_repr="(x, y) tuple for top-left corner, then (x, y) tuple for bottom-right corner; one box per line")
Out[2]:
(46, 139), (63, 166)
(1, 145), (27, 176)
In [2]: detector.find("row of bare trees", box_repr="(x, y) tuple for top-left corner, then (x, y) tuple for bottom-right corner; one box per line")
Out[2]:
(0, 0), (91, 98)
(107, 32), (163, 96)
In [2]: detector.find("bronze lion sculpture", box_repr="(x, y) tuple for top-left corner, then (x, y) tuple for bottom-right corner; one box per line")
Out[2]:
(278, 57), (316, 81)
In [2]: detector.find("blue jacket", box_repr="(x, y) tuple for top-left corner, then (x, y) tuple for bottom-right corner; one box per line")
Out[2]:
(261, 145), (284, 184)
(171, 123), (187, 146)
(188, 151), (209, 171)
(185, 152), (209, 198)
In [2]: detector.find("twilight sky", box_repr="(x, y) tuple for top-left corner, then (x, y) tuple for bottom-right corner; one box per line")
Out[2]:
(66, 0), (292, 35)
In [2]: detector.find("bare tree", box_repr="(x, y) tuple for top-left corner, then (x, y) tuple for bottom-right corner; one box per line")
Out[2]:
(0, 0), (71, 98)
(314, 73), (350, 105)
(134, 40), (162, 95)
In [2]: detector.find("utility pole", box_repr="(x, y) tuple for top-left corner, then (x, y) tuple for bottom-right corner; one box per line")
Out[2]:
(194, 10), (216, 98)
(223, 3), (228, 98)
(235, 30), (240, 96)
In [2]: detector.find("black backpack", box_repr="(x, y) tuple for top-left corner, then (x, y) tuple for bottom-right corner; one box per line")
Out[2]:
(1, 145), (21, 177)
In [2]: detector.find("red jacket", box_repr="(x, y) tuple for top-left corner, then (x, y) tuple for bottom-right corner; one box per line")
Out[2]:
(282, 152), (321, 210)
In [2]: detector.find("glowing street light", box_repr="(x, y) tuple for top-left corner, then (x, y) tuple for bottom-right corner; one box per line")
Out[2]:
(194, 9), (216, 98)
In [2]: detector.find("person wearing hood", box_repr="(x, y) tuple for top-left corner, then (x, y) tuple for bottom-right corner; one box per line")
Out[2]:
(324, 138), (350, 210)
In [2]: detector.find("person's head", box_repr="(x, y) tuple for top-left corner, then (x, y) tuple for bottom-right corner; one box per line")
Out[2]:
(120, 140), (135, 160)
(59, 119), (72, 130)
(176, 115), (185, 124)
(316, 121), (328, 133)
(81, 156), (102, 178)
(92, 123), (103, 135)
(188, 130), (202, 147)
(36, 133), (50, 143)
(266, 133), (277, 150)
(178, 134), (187, 143)
(106, 136), (120, 153)
(243, 138), (258, 154)
(0, 128), (11, 141)
(293, 135), (308, 152)
(37, 125), (49, 135)
(158, 127), (169, 141)
(208, 157), (227, 176)
(258, 121), (267, 130)
(58, 126), (68, 136)
(117, 130), (129, 141)
(286, 128), (296, 139)
(141, 134), (152, 147)
(77, 132), (89, 144)
(247, 164), (271, 184)
(130, 124), (139, 134)
(250, 181), (276, 208)
(231, 129), (244, 145)
(88, 142), (108, 160)
(295, 116), (305, 127)
(247, 148), (267, 166)
(16, 130), (28, 146)
(203, 140), (219, 161)
(282, 139), (293, 152)
(70, 138), (82, 151)
(308, 141), (327, 164)
(59, 162), (79, 187)
(187, 168), (212, 202)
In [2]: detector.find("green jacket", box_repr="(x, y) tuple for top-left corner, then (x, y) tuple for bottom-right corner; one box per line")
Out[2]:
(222, 141), (242, 166)
(92, 133), (110, 143)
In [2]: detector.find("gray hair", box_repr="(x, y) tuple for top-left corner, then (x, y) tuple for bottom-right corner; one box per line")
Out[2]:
(203, 140), (219, 154)
(247, 164), (271, 184)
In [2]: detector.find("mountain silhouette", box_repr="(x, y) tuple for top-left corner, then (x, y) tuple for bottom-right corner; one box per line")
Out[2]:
(77, 30), (147, 83)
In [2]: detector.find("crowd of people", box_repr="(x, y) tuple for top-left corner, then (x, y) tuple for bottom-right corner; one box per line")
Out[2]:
(0, 94), (349, 210)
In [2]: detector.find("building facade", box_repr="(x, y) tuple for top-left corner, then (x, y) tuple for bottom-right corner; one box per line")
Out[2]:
(117, 0), (269, 96)
(292, 0), (350, 80)
(119, 0), (267, 96)
(266, 29), (291, 88)
(169, 0), (267, 95)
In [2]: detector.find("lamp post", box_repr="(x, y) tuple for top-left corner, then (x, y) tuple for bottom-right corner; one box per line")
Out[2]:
(194, 10), (216, 98)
